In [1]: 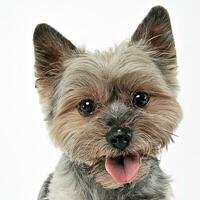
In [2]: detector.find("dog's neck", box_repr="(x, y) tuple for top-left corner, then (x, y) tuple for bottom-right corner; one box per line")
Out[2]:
(39, 154), (171, 200)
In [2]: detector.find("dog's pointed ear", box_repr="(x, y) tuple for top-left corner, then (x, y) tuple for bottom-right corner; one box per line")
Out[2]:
(131, 6), (177, 88)
(33, 23), (77, 79)
(131, 6), (175, 65)
(33, 24), (77, 117)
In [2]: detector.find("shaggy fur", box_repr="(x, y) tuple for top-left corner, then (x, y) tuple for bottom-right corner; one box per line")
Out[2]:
(34, 6), (182, 200)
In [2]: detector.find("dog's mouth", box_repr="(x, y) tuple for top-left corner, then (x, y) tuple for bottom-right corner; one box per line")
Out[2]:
(105, 152), (141, 184)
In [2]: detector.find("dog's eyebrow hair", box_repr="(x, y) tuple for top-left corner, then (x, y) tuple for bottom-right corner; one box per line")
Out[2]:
(108, 85), (120, 102)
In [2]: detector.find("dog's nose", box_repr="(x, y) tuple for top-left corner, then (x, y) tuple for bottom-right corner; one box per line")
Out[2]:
(106, 127), (133, 150)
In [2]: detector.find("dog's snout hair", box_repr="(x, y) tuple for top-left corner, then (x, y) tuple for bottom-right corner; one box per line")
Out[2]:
(102, 101), (134, 127)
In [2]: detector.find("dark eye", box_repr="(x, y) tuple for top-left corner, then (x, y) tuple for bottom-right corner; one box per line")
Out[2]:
(78, 99), (96, 117)
(133, 92), (150, 108)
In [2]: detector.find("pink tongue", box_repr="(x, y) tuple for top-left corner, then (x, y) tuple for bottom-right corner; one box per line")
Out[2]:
(105, 154), (141, 184)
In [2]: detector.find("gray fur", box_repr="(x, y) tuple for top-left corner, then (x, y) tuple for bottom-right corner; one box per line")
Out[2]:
(103, 102), (134, 127)
(38, 173), (53, 200)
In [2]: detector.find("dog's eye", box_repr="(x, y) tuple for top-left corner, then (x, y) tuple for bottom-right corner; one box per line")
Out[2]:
(78, 99), (96, 116)
(132, 92), (150, 108)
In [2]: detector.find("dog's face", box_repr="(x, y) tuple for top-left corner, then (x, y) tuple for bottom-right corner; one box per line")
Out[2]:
(33, 6), (182, 189)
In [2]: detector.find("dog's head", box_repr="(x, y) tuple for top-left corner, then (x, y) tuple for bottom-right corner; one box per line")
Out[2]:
(33, 6), (182, 189)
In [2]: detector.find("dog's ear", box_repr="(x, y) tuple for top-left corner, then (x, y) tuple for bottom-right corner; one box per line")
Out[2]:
(33, 23), (77, 83)
(33, 23), (77, 117)
(131, 6), (177, 89)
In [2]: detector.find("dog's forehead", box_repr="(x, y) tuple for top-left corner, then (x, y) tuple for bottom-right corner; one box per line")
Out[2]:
(59, 42), (169, 96)
(65, 44), (157, 76)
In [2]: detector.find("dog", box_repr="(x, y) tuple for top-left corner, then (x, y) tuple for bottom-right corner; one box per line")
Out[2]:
(33, 6), (182, 200)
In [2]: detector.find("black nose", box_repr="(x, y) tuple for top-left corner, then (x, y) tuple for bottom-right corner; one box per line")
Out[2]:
(106, 127), (133, 150)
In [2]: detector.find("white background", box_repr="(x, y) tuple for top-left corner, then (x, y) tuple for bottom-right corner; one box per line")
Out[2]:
(0, 0), (199, 199)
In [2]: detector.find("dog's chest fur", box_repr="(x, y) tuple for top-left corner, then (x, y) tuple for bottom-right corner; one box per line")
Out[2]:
(38, 155), (171, 200)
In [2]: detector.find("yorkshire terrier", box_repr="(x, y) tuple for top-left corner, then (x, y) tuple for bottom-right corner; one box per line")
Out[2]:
(34, 6), (182, 200)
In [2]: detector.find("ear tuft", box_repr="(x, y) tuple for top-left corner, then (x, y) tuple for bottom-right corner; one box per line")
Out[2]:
(131, 6), (177, 89)
(132, 6), (175, 65)
(33, 24), (77, 118)
(33, 23), (77, 86)
(33, 23), (76, 66)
